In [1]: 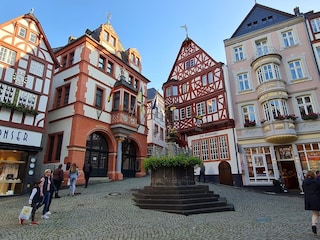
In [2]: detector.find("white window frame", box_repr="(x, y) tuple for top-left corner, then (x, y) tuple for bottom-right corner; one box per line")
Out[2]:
(180, 108), (185, 120)
(172, 86), (178, 96)
(196, 102), (206, 116)
(242, 105), (256, 122)
(202, 75), (207, 86)
(190, 58), (194, 67)
(0, 46), (16, 65)
(255, 39), (268, 57)
(207, 99), (217, 114)
(256, 64), (281, 84)
(29, 33), (37, 44)
(186, 106), (192, 118)
(311, 18), (320, 33)
(18, 27), (27, 38)
(237, 72), (250, 91)
(208, 72), (213, 84)
(288, 60), (304, 80)
(296, 95), (315, 116)
(282, 30), (295, 47)
(234, 45), (244, 61)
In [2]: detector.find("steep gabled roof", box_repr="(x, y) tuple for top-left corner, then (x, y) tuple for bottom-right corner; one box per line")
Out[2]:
(164, 37), (220, 85)
(231, 3), (295, 38)
(1, 11), (60, 67)
(147, 88), (157, 100)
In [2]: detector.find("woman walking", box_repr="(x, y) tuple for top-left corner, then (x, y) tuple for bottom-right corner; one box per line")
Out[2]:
(68, 163), (79, 196)
(302, 170), (320, 234)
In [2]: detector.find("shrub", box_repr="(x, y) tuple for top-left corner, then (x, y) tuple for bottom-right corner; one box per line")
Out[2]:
(143, 155), (202, 171)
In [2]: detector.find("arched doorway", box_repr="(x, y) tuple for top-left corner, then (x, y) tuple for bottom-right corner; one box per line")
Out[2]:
(122, 139), (136, 178)
(85, 132), (109, 177)
(219, 161), (233, 186)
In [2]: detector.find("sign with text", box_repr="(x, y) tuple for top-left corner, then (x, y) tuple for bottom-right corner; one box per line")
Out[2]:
(0, 126), (42, 147)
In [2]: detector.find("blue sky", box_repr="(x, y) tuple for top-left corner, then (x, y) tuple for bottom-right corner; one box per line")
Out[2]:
(1, 1), (319, 93)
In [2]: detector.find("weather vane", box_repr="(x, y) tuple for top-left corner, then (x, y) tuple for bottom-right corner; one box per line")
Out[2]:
(106, 12), (111, 24)
(180, 24), (188, 39)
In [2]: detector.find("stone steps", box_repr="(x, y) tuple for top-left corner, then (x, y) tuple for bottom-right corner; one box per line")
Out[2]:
(133, 185), (234, 216)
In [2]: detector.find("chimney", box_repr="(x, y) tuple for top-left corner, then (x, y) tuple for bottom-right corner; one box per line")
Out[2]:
(294, 7), (300, 16)
(68, 36), (77, 44)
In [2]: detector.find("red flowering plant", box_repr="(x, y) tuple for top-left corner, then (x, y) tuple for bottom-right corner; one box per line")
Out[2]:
(302, 112), (319, 120)
(285, 114), (298, 120)
(274, 115), (285, 120)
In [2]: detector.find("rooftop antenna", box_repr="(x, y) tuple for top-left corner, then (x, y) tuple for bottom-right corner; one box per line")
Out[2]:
(180, 24), (188, 39)
(106, 12), (111, 24)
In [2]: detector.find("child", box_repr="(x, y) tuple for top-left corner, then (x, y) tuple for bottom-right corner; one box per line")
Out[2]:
(23, 180), (41, 225)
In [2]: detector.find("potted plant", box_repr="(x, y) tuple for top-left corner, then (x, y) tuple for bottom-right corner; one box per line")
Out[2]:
(143, 154), (202, 186)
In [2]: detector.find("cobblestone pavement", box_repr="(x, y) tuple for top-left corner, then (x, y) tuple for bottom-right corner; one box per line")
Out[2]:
(0, 176), (318, 240)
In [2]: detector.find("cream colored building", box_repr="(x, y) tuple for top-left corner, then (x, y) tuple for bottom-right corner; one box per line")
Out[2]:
(224, 4), (320, 191)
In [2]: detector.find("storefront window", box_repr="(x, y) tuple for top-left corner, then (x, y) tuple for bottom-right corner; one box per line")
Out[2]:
(297, 143), (320, 171)
(0, 150), (27, 196)
(244, 147), (274, 182)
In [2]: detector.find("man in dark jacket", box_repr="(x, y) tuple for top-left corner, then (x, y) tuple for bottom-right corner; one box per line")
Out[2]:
(83, 160), (92, 188)
(53, 164), (64, 198)
(302, 170), (320, 235)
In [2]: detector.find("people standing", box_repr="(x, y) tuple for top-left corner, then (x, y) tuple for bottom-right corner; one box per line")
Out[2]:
(46, 170), (57, 215)
(53, 164), (64, 198)
(38, 169), (52, 220)
(27, 180), (42, 225)
(68, 163), (79, 196)
(83, 160), (92, 188)
(302, 170), (320, 234)
(199, 164), (206, 183)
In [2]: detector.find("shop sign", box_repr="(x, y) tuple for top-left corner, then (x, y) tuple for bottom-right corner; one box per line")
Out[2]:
(0, 126), (42, 147)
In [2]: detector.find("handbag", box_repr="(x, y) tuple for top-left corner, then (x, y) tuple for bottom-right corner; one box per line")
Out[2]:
(19, 206), (33, 220)
(67, 178), (70, 186)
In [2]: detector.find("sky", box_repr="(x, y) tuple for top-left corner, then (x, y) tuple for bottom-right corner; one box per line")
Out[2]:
(1, 1), (319, 94)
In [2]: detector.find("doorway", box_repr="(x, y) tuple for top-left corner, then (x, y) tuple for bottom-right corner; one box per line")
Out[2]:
(278, 161), (299, 189)
(122, 139), (136, 178)
(219, 161), (233, 186)
(85, 132), (109, 177)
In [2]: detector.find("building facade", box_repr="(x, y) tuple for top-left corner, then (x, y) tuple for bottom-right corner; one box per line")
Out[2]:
(224, 4), (320, 191)
(146, 88), (167, 157)
(0, 11), (58, 195)
(37, 20), (149, 184)
(163, 37), (241, 186)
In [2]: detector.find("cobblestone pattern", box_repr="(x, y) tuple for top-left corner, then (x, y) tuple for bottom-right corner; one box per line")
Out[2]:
(0, 176), (315, 240)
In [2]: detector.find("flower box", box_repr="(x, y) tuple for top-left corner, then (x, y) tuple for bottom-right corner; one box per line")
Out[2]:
(302, 113), (319, 120)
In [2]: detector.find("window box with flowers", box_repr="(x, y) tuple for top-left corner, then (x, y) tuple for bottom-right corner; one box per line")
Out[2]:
(302, 113), (319, 120)
(285, 114), (298, 121)
(274, 115), (285, 120)
(244, 120), (256, 127)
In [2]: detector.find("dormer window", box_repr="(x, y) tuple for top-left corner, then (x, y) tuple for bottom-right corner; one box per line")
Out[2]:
(103, 31), (109, 41)
(109, 36), (116, 47)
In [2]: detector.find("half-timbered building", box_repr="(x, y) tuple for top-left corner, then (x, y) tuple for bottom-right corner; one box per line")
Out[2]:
(0, 11), (59, 195)
(163, 37), (241, 186)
